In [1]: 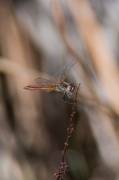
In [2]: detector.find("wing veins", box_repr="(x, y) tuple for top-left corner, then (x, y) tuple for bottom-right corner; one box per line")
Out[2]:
(34, 57), (78, 87)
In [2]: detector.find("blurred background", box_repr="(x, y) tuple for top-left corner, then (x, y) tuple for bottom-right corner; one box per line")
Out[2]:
(0, 0), (119, 180)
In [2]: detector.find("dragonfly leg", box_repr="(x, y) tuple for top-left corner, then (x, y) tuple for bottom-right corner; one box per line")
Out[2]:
(62, 92), (75, 105)
(63, 92), (66, 102)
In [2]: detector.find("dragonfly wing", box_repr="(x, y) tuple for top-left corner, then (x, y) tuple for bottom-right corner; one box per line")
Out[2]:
(61, 57), (78, 81)
(34, 77), (57, 88)
(49, 57), (78, 84)
(34, 77), (50, 84)
(26, 57), (78, 89)
(33, 68), (68, 87)
(49, 66), (67, 84)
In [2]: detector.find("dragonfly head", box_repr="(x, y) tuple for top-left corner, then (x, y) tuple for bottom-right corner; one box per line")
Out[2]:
(66, 83), (75, 92)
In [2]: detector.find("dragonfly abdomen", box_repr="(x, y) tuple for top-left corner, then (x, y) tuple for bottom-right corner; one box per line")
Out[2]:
(24, 85), (55, 91)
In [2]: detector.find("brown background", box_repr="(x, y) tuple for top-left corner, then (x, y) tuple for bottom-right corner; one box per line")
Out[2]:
(0, 0), (119, 180)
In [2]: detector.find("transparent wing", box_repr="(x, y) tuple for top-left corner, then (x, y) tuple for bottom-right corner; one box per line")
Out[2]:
(34, 68), (66, 87)
(34, 57), (78, 87)
(64, 57), (78, 79)
(49, 57), (78, 84)
(34, 77), (50, 84)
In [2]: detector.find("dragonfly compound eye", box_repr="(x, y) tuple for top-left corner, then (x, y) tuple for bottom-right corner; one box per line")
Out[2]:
(67, 84), (75, 92)
(67, 86), (71, 91)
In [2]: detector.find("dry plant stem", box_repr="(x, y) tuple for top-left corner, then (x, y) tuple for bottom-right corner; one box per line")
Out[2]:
(54, 84), (80, 180)
(51, 0), (78, 57)
(67, 0), (119, 115)
(0, 58), (49, 82)
(0, 4), (50, 155)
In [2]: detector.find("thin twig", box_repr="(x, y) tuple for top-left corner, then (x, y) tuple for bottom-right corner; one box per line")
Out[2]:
(54, 83), (80, 180)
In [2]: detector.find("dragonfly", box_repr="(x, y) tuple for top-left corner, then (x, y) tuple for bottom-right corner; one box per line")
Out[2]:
(23, 57), (78, 103)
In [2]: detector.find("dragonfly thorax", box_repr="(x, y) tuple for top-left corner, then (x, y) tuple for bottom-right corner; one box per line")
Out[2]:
(54, 82), (75, 93)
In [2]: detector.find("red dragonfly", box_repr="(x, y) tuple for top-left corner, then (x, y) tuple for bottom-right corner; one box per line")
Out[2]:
(24, 58), (78, 102)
